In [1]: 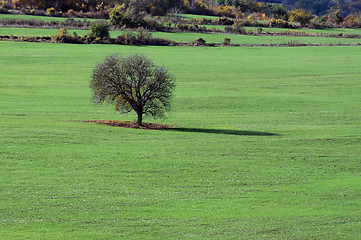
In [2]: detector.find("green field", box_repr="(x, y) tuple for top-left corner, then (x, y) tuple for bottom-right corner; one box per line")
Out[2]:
(0, 13), (99, 22)
(1, 27), (361, 45)
(201, 24), (361, 35)
(246, 26), (361, 35)
(182, 14), (220, 20)
(1, 41), (361, 239)
(152, 31), (361, 44)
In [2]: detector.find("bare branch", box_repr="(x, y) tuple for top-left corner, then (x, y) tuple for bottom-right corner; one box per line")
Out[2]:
(90, 54), (175, 126)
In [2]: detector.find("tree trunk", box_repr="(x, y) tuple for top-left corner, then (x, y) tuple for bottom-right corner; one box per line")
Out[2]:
(137, 112), (143, 126)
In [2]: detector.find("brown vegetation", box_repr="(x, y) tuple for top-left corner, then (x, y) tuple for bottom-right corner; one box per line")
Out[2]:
(81, 120), (172, 130)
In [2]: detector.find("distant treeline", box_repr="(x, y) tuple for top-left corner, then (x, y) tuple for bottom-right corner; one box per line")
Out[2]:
(1, 0), (361, 25)
(241, 0), (361, 16)
(1, 0), (361, 16)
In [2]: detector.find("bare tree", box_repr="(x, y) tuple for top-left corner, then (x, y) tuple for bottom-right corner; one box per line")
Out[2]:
(90, 54), (175, 126)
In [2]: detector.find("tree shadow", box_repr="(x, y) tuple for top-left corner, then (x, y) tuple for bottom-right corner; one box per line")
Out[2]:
(168, 127), (279, 136)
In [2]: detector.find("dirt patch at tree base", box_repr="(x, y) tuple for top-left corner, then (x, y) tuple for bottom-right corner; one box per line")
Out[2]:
(82, 120), (172, 130)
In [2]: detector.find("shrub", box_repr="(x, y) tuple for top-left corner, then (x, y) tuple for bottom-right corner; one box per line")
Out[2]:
(67, 9), (75, 17)
(187, 24), (198, 31)
(175, 23), (187, 31)
(89, 21), (110, 39)
(343, 13), (361, 28)
(148, 38), (176, 46)
(109, 5), (144, 28)
(215, 17), (234, 25)
(136, 27), (152, 44)
(269, 18), (288, 28)
(51, 28), (81, 43)
(223, 37), (231, 45)
(195, 37), (206, 45)
(289, 9), (313, 27)
(46, 7), (56, 16)
(245, 29), (254, 35)
(123, 31), (137, 44)
(109, 5), (165, 31)
(83, 34), (94, 44)
(63, 18), (90, 29)
(0, 7), (9, 14)
(51, 28), (70, 42)
(287, 40), (301, 46)
(191, 18), (213, 25)
(142, 15), (164, 31)
(309, 16), (333, 29)
(114, 31), (139, 45)
(84, 10), (109, 19)
(225, 22), (245, 34)
(109, 5), (124, 26)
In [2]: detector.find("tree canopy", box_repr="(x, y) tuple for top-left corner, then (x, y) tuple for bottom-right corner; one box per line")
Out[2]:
(90, 54), (175, 126)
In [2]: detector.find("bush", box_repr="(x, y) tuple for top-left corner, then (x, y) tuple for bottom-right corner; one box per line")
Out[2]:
(187, 24), (198, 31)
(175, 23), (187, 31)
(109, 5), (166, 31)
(67, 9), (75, 17)
(269, 18), (289, 28)
(64, 18), (90, 29)
(309, 16), (333, 29)
(46, 7), (56, 16)
(225, 22), (245, 34)
(215, 17), (234, 25)
(195, 37), (206, 45)
(136, 27), (152, 44)
(343, 13), (361, 28)
(51, 28), (70, 42)
(89, 21), (109, 39)
(148, 38), (176, 46)
(115, 31), (138, 45)
(287, 40), (301, 46)
(191, 18), (213, 25)
(245, 29), (254, 35)
(51, 28), (81, 43)
(0, 7), (9, 14)
(223, 37), (231, 45)
(109, 5), (144, 28)
(289, 9), (313, 27)
(84, 10), (109, 19)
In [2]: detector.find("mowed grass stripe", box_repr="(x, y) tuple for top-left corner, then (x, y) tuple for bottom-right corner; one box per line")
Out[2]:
(0, 13), (99, 22)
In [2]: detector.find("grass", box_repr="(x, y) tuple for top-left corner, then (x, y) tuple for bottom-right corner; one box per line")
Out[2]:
(0, 27), (88, 36)
(1, 41), (361, 239)
(151, 31), (361, 44)
(0, 13), (100, 22)
(0, 13), (219, 23)
(201, 24), (361, 35)
(245, 26), (361, 35)
(199, 24), (228, 31)
(1, 27), (361, 45)
(182, 14), (220, 20)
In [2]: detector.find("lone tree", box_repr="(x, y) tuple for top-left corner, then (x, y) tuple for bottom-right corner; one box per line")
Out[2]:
(90, 54), (175, 126)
